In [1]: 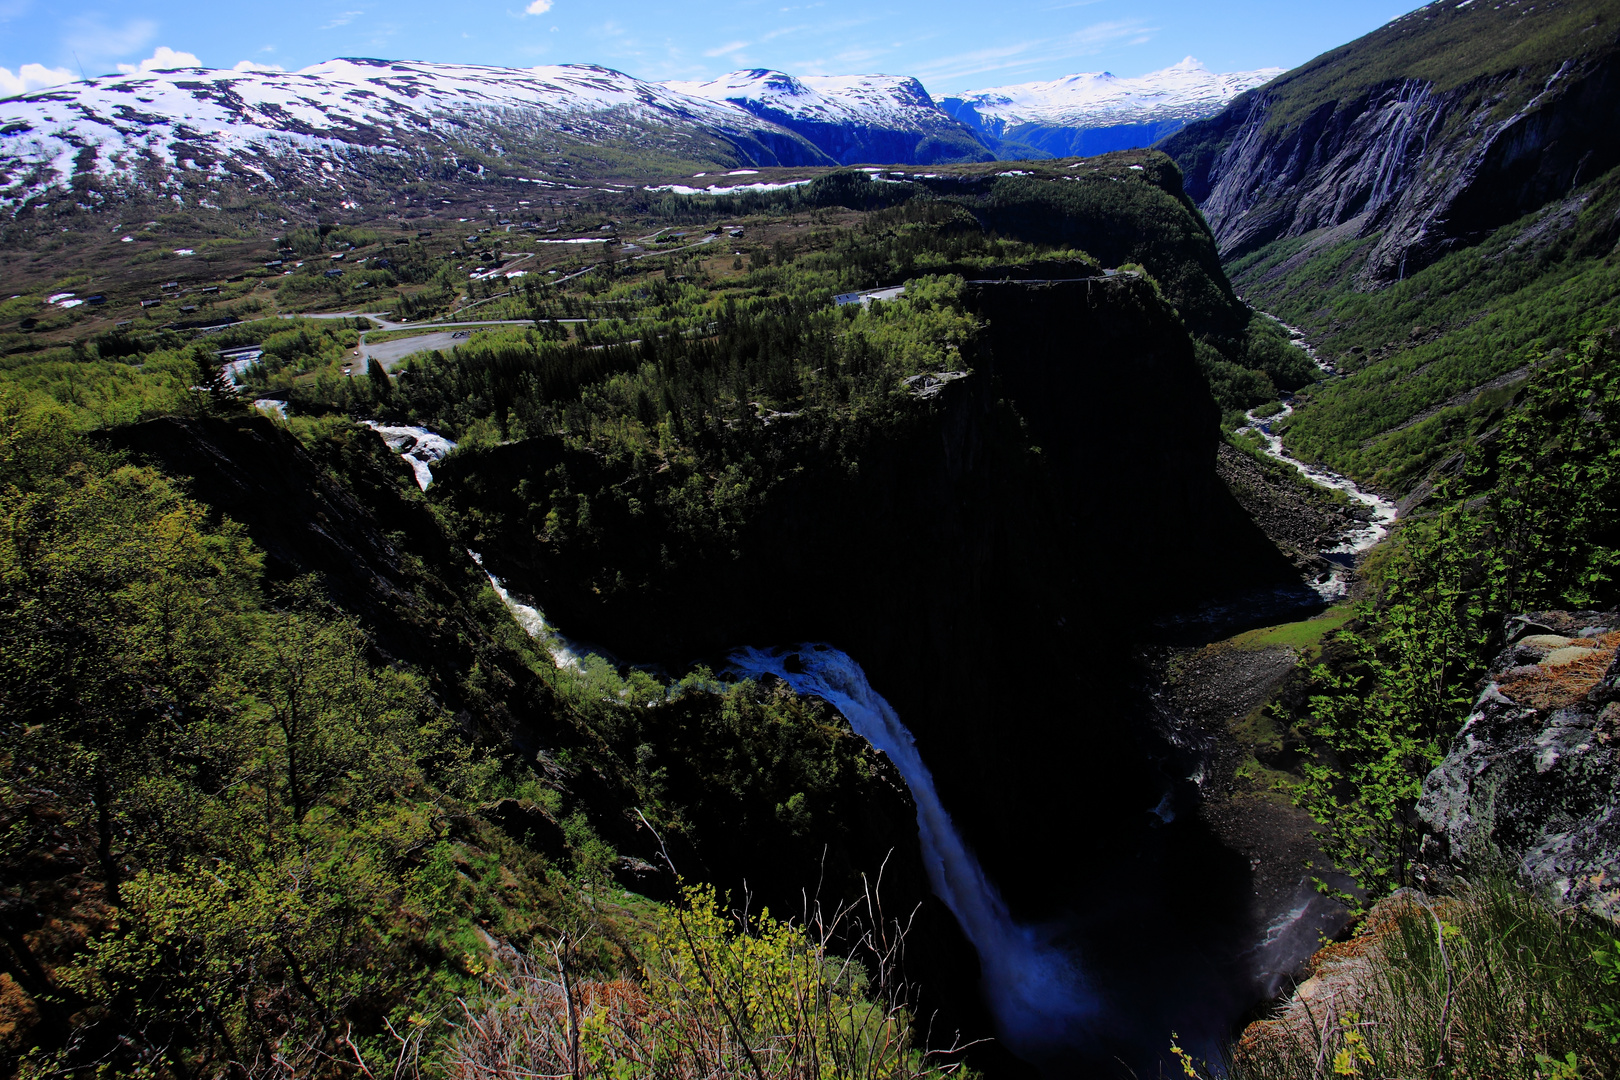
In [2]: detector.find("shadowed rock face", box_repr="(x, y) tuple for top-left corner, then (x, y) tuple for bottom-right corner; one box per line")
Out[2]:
(1418, 611), (1620, 918)
(433, 275), (1303, 1071)
(1164, 35), (1620, 285)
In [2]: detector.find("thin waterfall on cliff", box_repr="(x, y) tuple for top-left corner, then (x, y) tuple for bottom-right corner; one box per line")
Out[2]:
(362, 422), (585, 668)
(728, 644), (1099, 1059)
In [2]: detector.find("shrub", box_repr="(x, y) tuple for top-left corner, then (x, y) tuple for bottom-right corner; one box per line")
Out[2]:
(1216, 882), (1620, 1080)
(444, 883), (973, 1079)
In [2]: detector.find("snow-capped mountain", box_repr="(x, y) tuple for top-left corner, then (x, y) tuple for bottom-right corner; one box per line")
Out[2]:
(663, 69), (991, 165)
(0, 55), (1286, 212)
(0, 59), (840, 209)
(941, 57), (1285, 158)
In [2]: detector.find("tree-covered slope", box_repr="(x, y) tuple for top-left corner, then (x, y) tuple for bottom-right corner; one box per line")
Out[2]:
(0, 157), (1321, 1076)
(1229, 158), (1620, 496)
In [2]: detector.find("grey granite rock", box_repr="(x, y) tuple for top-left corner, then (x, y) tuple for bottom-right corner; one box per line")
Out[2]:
(1417, 611), (1620, 918)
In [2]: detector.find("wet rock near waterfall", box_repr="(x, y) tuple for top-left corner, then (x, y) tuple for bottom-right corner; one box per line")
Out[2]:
(902, 370), (970, 399)
(1416, 610), (1620, 918)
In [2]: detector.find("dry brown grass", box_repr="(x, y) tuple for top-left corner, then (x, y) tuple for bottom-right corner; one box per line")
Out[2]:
(1495, 632), (1619, 710)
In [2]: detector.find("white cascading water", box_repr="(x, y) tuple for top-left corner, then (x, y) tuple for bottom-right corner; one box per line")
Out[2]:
(363, 421), (583, 668)
(368, 421), (1100, 1052)
(728, 644), (1099, 1058)
(1240, 319), (1400, 600)
(364, 422), (458, 491)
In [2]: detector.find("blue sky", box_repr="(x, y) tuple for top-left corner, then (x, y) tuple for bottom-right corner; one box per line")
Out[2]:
(0, 0), (1419, 97)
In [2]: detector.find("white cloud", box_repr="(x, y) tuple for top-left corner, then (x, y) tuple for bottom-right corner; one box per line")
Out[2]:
(116, 46), (202, 74)
(233, 59), (285, 72)
(525, 0), (552, 13)
(0, 62), (74, 96)
(704, 40), (749, 57)
(65, 16), (156, 71)
(910, 20), (1153, 87)
(321, 10), (363, 29)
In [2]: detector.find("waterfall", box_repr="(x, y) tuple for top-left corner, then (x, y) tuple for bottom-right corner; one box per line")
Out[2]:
(365, 422), (1101, 1054)
(360, 421), (584, 668)
(728, 644), (1100, 1059)
(363, 422), (456, 490)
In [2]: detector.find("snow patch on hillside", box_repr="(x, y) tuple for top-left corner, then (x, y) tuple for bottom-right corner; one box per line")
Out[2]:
(0, 59), (790, 206)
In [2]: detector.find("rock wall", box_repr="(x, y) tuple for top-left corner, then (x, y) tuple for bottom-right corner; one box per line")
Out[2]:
(1418, 610), (1620, 918)
(1164, 44), (1620, 285)
(433, 275), (1301, 1064)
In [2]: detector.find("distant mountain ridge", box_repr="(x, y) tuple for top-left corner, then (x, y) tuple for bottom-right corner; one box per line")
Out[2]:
(0, 55), (1274, 211)
(940, 57), (1284, 158)
(0, 59), (839, 210)
(663, 69), (992, 166)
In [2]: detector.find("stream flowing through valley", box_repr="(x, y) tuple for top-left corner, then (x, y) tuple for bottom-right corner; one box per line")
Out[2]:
(1242, 319), (1400, 599)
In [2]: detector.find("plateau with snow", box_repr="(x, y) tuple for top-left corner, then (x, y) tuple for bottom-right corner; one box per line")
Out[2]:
(2, 55), (1285, 209)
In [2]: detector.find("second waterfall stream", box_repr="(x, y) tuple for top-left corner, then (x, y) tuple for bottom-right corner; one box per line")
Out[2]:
(365, 420), (1100, 1059)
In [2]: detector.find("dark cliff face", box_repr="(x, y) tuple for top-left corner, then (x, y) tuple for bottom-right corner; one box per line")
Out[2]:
(436, 275), (1289, 681)
(1162, 0), (1620, 285)
(433, 276), (1298, 1065)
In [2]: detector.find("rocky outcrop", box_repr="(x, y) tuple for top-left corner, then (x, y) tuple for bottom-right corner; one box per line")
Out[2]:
(1417, 610), (1620, 918)
(1217, 442), (1369, 580)
(1162, 3), (1620, 285)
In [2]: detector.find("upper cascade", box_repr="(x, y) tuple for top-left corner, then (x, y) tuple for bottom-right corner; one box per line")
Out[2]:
(946, 57), (1285, 129)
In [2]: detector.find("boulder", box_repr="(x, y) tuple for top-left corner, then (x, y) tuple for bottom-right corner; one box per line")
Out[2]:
(1416, 611), (1620, 918)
